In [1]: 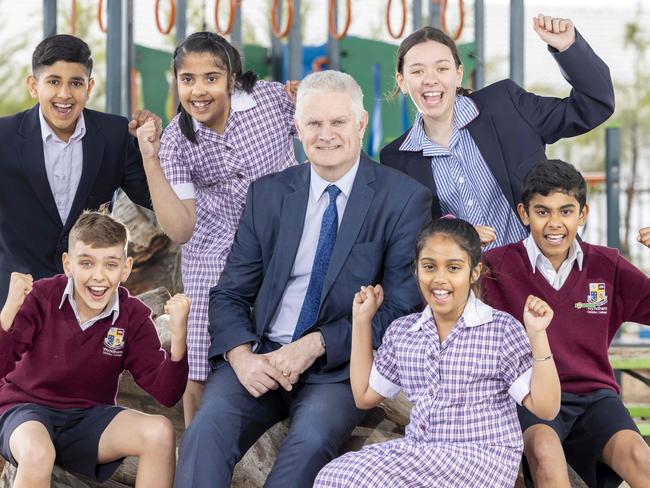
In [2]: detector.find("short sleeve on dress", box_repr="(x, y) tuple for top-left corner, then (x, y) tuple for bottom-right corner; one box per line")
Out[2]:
(368, 323), (402, 399)
(499, 314), (534, 405)
(159, 120), (196, 200)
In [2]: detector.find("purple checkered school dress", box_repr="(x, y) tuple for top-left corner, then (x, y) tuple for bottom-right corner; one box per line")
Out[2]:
(315, 296), (533, 488)
(159, 80), (296, 380)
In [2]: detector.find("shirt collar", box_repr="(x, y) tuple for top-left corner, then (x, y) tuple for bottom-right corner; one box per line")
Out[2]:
(39, 106), (86, 143)
(523, 234), (584, 273)
(309, 158), (360, 202)
(191, 89), (257, 132)
(59, 277), (120, 325)
(398, 95), (479, 153)
(409, 292), (493, 332)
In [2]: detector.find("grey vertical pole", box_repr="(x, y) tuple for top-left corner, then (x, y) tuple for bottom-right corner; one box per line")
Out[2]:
(231, 2), (242, 49)
(327, 0), (340, 71)
(176, 0), (187, 42)
(413, 0), (422, 31)
(106, 0), (123, 115)
(605, 127), (621, 250)
(288, 0), (305, 162)
(509, 0), (524, 86)
(270, 3), (283, 81)
(123, 0), (133, 117)
(106, 0), (131, 117)
(474, 0), (485, 88)
(429, 0), (441, 29)
(43, 0), (57, 37)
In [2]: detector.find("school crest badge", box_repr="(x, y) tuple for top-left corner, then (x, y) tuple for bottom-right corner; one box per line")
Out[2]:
(103, 327), (125, 356)
(574, 282), (608, 314)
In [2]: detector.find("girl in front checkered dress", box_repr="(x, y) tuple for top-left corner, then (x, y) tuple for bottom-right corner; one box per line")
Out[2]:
(135, 32), (297, 425)
(315, 217), (561, 487)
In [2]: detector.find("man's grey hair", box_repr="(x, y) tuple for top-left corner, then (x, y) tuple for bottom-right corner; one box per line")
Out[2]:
(295, 70), (365, 123)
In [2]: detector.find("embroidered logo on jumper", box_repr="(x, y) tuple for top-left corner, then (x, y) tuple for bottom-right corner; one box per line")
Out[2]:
(574, 283), (608, 314)
(103, 327), (125, 357)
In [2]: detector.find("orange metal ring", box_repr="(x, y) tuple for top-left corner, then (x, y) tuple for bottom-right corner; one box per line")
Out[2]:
(386, 0), (407, 39)
(311, 55), (329, 72)
(215, 0), (241, 35)
(328, 0), (351, 41)
(271, 0), (293, 39)
(155, 0), (176, 35)
(97, 0), (106, 33)
(440, 0), (465, 41)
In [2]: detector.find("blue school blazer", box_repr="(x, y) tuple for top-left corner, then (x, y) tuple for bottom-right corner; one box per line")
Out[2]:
(380, 31), (615, 219)
(208, 154), (432, 383)
(0, 105), (152, 302)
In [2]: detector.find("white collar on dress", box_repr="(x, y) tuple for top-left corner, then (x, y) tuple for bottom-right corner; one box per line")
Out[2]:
(409, 292), (494, 332)
(191, 89), (257, 132)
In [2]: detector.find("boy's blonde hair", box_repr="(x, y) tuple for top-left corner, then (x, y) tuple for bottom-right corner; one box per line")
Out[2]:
(68, 211), (128, 252)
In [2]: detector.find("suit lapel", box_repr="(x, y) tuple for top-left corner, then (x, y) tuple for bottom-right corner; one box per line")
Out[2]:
(467, 114), (515, 208)
(320, 155), (374, 303)
(66, 110), (106, 230)
(18, 105), (62, 227)
(262, 166), (310, 328)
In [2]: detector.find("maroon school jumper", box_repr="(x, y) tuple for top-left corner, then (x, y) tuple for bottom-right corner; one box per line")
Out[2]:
(483, 241), (650, 394)
(0, 275), (188, 415)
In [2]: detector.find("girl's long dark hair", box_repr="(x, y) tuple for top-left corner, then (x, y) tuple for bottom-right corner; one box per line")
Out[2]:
(173, 32), (258, 143)
(393, 27), (472, 98)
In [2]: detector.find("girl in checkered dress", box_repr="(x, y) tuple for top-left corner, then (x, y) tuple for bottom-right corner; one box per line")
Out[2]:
(315, 217), (561, 487)
(135, 32), (297, 424)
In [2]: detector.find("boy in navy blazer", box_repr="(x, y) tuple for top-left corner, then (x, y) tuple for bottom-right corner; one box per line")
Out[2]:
(0, 34), (156, 304)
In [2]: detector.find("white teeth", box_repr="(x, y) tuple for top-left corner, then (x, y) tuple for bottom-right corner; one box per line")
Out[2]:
(89, 286), (107, 292)
(546, 234), (565, 243)
(191, 101), (209, 107)
(423, 92), (442, 98)
(54, 103), (72, 109)
(433, 290), (450, 296)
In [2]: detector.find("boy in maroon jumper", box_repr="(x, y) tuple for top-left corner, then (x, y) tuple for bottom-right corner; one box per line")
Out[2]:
(483, 160), (650, 488)
(0, 212), (189, 488)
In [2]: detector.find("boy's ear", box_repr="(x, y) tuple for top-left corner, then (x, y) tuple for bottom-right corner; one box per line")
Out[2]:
(120, 256), (134, 283)
(62, 252), (71, 276)
(578, 202), (590, 226)
(517, 203), (530, 226)
(26, 74), (38, 98)
(86, 77), (95, 97)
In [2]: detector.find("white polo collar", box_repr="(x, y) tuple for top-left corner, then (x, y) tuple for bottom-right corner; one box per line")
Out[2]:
(409, 292), (494, 332)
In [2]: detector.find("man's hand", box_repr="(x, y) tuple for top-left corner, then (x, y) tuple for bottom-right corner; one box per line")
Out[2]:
(532, 14), (576, 52)
(228, 345), (293, 397)
(128, 109), (162, 138)
(1, 272), (33, 332)
(474, 225), (496, 247)
(136, 120), (161, 160)
(264, 333), (325, 384)
(352, 285), (384, 325)
(638, 227), (650, 248)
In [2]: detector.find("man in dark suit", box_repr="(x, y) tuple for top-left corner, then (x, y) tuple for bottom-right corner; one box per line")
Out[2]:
(0, 35), (154, 303)
(174, 71), (432, 488)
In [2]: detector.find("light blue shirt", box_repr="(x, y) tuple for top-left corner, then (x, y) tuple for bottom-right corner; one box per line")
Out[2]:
(39, 107), (86, 225)
(400, 96), (528, 249)
(266, 160), (360, 344)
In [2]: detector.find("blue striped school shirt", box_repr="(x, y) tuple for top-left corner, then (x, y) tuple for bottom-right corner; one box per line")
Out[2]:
(400, 96), (527, 249)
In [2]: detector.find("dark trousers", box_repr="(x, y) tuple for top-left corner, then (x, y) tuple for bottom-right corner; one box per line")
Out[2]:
(174, 361), (365, 488)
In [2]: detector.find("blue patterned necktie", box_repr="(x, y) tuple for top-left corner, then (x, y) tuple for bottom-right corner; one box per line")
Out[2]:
(292, 184), (341, 341)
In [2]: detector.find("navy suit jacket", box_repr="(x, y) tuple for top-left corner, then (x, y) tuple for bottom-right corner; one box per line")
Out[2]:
(209, 154), (432, 383)
(0, 105), (151, 303)
(380, 32), (615, 219)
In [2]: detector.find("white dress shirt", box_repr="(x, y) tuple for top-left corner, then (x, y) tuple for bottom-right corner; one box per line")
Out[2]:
(266, 160), (360, 344)
(59, 277), (120, 331)
(523, 234), (584, 290)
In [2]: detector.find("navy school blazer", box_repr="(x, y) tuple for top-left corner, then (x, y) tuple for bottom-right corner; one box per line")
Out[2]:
(208, 154), (433, 383)
(0, 105), (152, 302)
(380, 31), (615, 219)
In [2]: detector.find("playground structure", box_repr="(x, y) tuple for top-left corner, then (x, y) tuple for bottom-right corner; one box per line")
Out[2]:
(40, 0), (623, 250)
